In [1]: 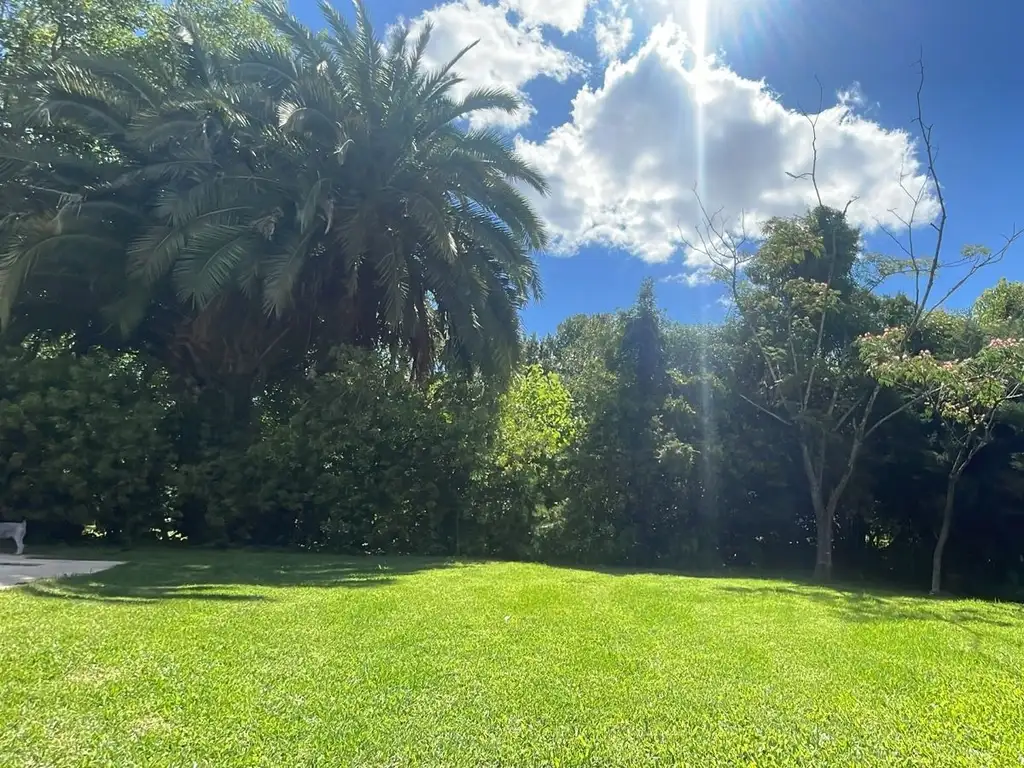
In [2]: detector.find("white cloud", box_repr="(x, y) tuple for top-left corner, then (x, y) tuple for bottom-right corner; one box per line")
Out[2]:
(837, 82), (866, 109)
(500, 0), (594, 33)
(517, 21), (938, 269)
(410, 0), (584, 129)
(661, 270), (713, 287)
(594, 0), (633, 61)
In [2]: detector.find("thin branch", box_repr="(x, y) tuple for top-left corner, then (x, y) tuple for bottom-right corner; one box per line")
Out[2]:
(739, 392), (792, 426)
(920, 227), (1023, 322)
(862, 384), (941, 441)
(824, 377), (843, 418)
(908, 57), (948, 331)
(786, 77), (825, 210)
(787, 312), (801, 380)
(688, 187), (788, 399)
(781, 94), (859, 415)
(834, 389), (867, 431)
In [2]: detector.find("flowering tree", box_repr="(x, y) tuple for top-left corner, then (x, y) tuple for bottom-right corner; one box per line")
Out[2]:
(860, 320), (1024, 593)
(689, 63), (1022, 582)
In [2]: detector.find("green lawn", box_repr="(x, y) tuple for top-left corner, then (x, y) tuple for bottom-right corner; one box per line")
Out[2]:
(1, 552), (1022, 767)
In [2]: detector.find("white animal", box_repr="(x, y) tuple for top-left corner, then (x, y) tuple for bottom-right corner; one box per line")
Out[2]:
(0, 520), (26, 555)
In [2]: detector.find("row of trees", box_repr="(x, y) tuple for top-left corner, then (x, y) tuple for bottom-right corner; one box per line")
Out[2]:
(525, 255), (1024, 596)
(4, 270), (1023, 595)
(0, 0), (1022, 596)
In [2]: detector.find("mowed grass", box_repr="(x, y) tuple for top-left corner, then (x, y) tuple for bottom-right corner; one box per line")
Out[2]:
(1, 552), (1023, 767)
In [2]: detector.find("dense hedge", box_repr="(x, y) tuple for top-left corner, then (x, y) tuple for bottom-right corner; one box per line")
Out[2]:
(175, 350), (483, 554)
(0, 344), (545, 557)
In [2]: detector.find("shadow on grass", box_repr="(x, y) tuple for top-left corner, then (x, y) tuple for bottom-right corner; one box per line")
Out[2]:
(542, 561), (1023, 630)
(714, 583), (1024, 630)
(19, 552), (456, 605)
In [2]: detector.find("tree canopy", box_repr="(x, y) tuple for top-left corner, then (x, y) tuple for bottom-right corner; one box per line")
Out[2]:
(0, 0), (548, 395)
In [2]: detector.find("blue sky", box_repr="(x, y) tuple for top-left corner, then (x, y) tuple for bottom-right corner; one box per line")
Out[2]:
(290, 0), (1024, 335)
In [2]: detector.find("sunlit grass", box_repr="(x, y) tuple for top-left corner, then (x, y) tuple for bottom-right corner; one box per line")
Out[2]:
(1, 552), (1022, 766)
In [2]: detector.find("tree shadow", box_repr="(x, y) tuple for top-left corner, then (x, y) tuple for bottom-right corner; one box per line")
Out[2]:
(541, 560), (1024, 631)
(714, 583), (1024, 631)
(18, 551), (457, 605)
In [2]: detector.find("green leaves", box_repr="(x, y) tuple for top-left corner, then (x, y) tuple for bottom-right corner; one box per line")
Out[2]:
(494, 364), (576, 472)
(178, 346), (483, 552)
(975, 278), (1024, 337)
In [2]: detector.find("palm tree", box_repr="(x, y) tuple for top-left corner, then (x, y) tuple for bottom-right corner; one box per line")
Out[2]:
(0, 0), (550, 386)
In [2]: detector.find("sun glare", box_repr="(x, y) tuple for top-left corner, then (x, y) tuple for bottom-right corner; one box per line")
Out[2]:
(689, 0), (709, 66)
(689, 0), (709, 204)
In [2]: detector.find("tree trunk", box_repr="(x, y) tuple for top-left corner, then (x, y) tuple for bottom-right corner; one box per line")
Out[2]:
(813, 504), (834, 582)
(931, 473), (958, 595)
(808, 445), (860, 583)
(800, 439), (835, 583)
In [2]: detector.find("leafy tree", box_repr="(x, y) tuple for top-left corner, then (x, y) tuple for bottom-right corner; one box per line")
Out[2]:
(862, 294), (1024, 593)
(176, 347), (479, 551)
(0, 0), (156, 78)
(557, 281), (697, 565)
(613, 280), (697, 558)
(974, 277), (1024, 337)
(473, 364), (576, 557)
(698, 205), (891, 579)
(542, 312), (621, 416)
(666, 321), (811, 571)
(690, 81), (1022, 580)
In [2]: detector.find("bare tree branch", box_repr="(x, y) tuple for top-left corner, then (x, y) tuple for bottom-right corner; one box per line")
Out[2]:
(921, 228), (1023, 322)
(906, 58), (947, 332)
(786, 77), (825, 210)
(739, 392), (792, 426)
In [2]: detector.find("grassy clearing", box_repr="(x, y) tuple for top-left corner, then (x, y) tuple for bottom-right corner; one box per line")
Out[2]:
(1, 552), (1022, 767)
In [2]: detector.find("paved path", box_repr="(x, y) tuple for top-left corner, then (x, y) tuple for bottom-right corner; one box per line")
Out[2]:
(0, 555), (123, 588)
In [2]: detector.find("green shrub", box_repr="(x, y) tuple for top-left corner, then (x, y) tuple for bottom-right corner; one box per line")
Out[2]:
(0, 342), (177, 543)
(177, 348), (481, 553)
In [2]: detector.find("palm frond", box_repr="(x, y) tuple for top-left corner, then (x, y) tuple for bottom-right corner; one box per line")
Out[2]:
(426, 86), (522, 133)
(100, 279), (153, 337)
(403, 183), (456, 263)
(258, 0), (340, 78)
(233, 41), (300, 89)
(109, 153), (216, 188)
(406, 22), (432, 75)
(262, 229), (317, 315)
(58, 52), (165, 109)
(128, 224), (188, 285)
(173, 222), (258, 307)
(448, 126), (550, 194)
(372, 238), (410, 331)
(454, 173), (549, 251)
(418, 41), (479, 103)
(297, 176), (330, 233)
(0, 224), (124, 327)
(26, 93), (131, 141)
